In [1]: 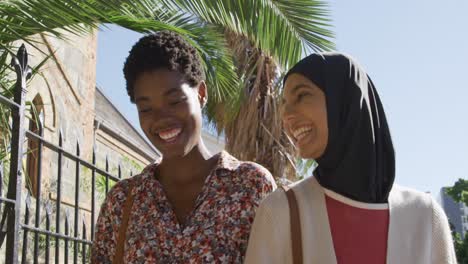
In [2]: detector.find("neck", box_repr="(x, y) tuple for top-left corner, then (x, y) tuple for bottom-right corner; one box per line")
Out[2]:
(157, 140), (216, 185)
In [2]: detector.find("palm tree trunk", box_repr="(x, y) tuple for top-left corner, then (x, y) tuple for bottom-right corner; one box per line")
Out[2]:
(223, 30), (297, 181)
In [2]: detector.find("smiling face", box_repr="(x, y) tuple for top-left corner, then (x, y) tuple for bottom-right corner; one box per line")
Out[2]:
(281, 73), (329, 159)
(134, 69), (206, 159)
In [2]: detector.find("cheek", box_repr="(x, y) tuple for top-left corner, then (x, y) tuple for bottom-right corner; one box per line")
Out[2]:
(315, 102), (328, 149)
(316, 107), (328, 133)
(139, 116), (154, 139)
(184, 99), (203, 131)
(188, 100), (202, 117)
(301, 101), (328, 142)
(138, 114), (152, 130)
(305, 98), (327, 126)
(190, 110), (203, 134)
(300, 102), (321, 124)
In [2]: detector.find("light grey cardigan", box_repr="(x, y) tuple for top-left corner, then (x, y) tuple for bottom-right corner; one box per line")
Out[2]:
(245, 177), (457, 264)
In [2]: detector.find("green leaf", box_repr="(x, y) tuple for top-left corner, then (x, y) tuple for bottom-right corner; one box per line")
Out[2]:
(0, 0), (239, 106)
(446, 179), (468, 206)
(166, 0), (334, 70)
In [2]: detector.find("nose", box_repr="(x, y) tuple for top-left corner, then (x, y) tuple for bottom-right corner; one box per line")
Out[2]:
(140, 107), (171, 127)
(281, 103), (297, 126)
(150, 105), (173, 119)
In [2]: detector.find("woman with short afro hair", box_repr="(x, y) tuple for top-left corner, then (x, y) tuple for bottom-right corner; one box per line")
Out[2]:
(91, 31), (276, 263)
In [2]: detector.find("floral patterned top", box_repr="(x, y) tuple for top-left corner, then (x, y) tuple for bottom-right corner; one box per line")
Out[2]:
(91, 151), (276, 263)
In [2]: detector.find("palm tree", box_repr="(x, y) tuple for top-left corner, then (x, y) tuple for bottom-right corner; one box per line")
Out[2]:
(0, 0), (334, 181)
(169, 0), (334, 180)
(0, 0), (237, 172)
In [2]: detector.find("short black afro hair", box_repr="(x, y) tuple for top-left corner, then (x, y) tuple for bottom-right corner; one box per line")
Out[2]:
(123, 31), (205, 103)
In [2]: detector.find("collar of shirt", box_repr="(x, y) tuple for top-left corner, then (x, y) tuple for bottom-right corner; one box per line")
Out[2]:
(140, 150), (240, 181)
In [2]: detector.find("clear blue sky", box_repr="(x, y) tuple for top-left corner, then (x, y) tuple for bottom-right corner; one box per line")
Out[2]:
(96, 1), (468, 199)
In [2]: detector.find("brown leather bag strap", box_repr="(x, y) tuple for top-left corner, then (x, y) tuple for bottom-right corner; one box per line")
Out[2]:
(281, 186), (303, 264)
(112, 181), (135, 264)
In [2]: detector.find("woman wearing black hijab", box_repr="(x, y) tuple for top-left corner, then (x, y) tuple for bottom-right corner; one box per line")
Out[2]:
(245, 53), (456, 264)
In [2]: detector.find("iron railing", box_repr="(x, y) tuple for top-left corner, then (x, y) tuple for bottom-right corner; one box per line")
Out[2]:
(0, 44), (128, 263)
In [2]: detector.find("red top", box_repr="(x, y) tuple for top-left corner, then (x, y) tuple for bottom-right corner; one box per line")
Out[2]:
(325, 191), (389, 264)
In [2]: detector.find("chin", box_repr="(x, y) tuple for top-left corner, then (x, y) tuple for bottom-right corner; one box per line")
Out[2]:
(298, 148), (319, 160)
(163, 143), (199, 160)
(160, 148), (181, 156)
(299, 153), (315, 160)
(297, 149), (310, 159)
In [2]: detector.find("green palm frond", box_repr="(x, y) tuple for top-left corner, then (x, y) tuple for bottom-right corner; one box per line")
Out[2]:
(1, 0), (335, 181)
(0, 0), (238, 105)
(296, 158), (316, 179)
(165, 0), (334, 70)
(105, 0), (239, 105)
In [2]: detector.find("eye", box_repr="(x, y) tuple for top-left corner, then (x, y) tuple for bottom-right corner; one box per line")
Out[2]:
(297, 91), (309, 102)
(138, 108), (151, 113)
(169, 97), (187, 106)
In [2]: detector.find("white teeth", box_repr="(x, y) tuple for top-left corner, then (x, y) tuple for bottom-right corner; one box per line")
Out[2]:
(158, 128), (181, 141)
(292, 126), (312, 141)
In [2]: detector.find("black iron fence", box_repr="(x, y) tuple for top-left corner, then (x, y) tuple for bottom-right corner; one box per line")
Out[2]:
(0, 45), (127, 263)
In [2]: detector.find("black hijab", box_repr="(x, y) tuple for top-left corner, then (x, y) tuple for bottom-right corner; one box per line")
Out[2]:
(284, 53), (395, 203)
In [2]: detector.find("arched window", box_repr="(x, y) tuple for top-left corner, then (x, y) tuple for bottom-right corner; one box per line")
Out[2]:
(26, 95), (44, 197)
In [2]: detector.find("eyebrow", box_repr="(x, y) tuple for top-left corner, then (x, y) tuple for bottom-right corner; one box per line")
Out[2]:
(163, 88), (180, 97)
(135, 88), (181, 103)
(135, 96), (149, 103)
(290, 83), (310, 94)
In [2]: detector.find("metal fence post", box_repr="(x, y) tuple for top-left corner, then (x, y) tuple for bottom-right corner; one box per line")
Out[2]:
(5, 44), (31, 264)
